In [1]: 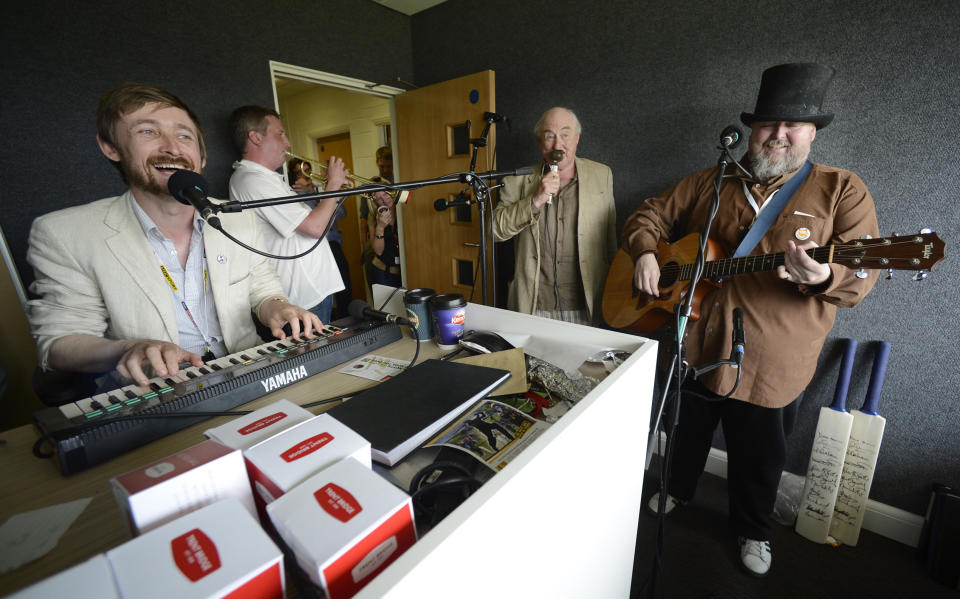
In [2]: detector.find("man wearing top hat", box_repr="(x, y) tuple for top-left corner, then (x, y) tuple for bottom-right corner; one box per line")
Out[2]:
(622, 63), (880, 576)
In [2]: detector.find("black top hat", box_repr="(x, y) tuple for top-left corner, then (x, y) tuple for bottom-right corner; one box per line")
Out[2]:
(741, 63), (836, 129)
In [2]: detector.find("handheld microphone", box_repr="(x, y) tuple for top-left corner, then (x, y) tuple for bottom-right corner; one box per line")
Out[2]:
(720, 125), (743, 150)
(731, 307), (746, 364)
(546, 149), (564, 204)
(548, 149), (564, 172)
(168, 170), (221, 229)
(348, 299), (410, 325)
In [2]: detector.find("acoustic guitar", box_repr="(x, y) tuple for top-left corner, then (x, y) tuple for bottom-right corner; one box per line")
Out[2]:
(602, 231), (946, 335)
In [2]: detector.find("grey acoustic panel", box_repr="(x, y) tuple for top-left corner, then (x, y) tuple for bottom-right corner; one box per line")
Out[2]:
(411, 0), (960, 515)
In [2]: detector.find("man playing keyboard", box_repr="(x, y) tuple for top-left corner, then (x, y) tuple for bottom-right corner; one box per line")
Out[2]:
(26, 83), (321, 396)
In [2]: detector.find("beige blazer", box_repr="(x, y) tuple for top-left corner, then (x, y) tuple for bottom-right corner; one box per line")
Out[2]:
(27, 191), (284, 370)
(493, 157), (617, 320)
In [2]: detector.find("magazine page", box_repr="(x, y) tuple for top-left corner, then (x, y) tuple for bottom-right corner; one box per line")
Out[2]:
(425, 399), (549, 471)
(337, 354), (408, 381)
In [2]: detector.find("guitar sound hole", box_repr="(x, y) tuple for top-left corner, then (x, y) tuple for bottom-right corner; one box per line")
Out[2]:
(659, 263), (679, 288)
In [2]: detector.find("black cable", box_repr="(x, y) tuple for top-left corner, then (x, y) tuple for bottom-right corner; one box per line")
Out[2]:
(215, 192), (350, 260)
(405, 322), (421, 368)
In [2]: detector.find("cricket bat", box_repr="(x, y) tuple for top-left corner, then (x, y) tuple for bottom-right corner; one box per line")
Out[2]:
(795, 337), (858, 543)
(829, 340), (891, 546)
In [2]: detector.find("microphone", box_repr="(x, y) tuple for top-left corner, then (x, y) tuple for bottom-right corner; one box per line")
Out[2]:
(720, 125), (743, 150)
(348, 299), (410, 325)
(469, 166), (534, 181)
(168, 170), (221, 229)
(434, 193), (472, 211)
(483, 111), (508, 124)
(731, 307), (745, 364)
(546, 149), (564, 203)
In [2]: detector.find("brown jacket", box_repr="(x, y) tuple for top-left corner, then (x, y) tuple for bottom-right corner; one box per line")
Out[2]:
(622, 162), (880, 407)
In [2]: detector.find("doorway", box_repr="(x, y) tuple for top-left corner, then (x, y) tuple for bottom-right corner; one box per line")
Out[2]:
(271, 61), (403, 306)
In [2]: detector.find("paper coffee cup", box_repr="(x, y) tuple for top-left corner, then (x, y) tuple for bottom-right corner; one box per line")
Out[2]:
(429, 294), (466, 350)
(403, 288), (435, 342)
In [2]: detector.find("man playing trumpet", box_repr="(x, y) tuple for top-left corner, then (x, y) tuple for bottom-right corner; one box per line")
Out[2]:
(228, 105), (347, 324)
(493, 106), (617, 325)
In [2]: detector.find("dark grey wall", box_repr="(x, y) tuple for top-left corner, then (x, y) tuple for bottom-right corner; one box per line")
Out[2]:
(411, 0), (960, 515)
(1, 0), (956, 517)
(0, 0), (412, 290)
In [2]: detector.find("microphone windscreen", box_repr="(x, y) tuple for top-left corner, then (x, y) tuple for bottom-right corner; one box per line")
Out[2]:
(167, 170), (208, 204)
(347, 299), (369, 320)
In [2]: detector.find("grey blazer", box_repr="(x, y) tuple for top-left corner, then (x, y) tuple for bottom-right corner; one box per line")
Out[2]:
(27, 191), (284, 370)
(492, 157), (617, 319)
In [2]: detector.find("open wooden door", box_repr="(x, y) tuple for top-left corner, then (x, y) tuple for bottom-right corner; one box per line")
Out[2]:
(313, 134), (365, 307)
(395, 70), (496, 303)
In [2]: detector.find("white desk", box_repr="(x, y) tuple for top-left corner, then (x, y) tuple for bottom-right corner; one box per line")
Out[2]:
(357, 295), (659, 599)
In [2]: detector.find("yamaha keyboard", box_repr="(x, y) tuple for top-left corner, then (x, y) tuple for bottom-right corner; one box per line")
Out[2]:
(33, 319), (403, 475)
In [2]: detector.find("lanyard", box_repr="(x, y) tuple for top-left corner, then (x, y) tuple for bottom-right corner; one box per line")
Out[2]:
(153, 244), (216, 361)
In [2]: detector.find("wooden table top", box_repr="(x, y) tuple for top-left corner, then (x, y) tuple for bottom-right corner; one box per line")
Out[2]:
(0, 333), (439, 596)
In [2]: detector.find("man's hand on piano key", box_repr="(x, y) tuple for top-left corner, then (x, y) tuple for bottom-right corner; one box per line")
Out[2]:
(116, 339), (205, 387)
(259, 298), (324, 342)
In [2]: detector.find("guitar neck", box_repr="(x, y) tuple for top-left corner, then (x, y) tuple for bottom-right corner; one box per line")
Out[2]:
(680, 247), (830, 282)
(667, 232), (943, 283)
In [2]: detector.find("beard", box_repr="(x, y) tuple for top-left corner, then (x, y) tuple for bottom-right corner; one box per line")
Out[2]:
(748, 139), (810, 182)
(118, 152), (197, 196)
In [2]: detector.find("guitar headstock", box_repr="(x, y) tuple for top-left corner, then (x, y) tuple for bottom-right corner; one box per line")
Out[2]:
(831, 231), (946, 273)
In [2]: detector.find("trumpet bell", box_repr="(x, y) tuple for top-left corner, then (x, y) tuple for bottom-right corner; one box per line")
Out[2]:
(285, 150), (408, 204)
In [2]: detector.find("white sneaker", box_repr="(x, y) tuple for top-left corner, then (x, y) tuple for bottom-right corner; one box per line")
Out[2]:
(646, 492), (686, 516)
(738, 537), (772, 577)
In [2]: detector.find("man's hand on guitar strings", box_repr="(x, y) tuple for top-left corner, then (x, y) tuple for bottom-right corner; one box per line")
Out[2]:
(777, 240), (831, 286)
(634, 253), (661, 297)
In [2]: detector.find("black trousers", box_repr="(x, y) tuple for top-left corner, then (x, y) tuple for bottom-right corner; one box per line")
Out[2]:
(666, 379), (800, 541)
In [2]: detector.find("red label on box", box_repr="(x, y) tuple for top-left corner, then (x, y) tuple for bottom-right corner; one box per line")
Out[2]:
(238, 412), (288, 436)
(171, 528), (221, 582)
(280, 433), (334, 463)
(323, 505), (416, 599)
(314, 483), (363, 523)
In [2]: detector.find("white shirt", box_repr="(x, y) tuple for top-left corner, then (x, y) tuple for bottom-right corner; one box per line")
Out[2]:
(131, 197), (227, 357)
(229, 159), (344, 310)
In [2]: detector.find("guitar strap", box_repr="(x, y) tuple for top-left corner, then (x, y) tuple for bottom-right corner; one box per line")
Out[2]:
(732, 160), (813, 258)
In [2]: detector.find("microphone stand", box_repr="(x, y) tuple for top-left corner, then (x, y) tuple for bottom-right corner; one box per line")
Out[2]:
(643, 136), (747, 599)
(207, 167), (529, 261)
(465, 117), (497, 305)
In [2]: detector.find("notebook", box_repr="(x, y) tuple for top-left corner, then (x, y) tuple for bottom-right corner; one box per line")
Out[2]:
(326, 359), (511, 466)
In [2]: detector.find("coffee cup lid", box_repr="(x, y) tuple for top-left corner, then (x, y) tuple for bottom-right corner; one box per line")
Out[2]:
(404, 288), (436, 303)
(429, 293), (466, 309)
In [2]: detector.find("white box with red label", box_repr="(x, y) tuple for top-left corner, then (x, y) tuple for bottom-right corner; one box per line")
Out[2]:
(110, 440), (256, 535)
(204, 398), (314, 450)
(7, 555), (120, 599)
(243, 413), (370, 517)
(266, 457), (417, 599)
(106, 498), (284, 599)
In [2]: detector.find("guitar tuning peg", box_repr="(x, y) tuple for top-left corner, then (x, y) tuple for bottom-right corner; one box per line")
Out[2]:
(884, 268), (894, 280)
(856, 268), (869, 279)
(860, 233), (873, 239)
(912, 269), (930, 281)
(919, 227), (933, 234)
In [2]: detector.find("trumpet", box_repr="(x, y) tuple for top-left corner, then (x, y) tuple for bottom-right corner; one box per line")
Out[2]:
(285, 151), (409, 204)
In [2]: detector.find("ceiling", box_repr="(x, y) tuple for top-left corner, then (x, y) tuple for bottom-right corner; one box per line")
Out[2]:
(370, 0), (447, 16)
